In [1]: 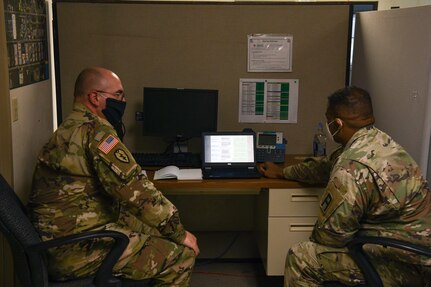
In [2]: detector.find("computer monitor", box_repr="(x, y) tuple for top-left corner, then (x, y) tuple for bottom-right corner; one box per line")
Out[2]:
(142, 87), (218, 139)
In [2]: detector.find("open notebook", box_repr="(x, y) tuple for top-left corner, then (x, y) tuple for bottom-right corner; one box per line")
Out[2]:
(201, 132), (261, 179)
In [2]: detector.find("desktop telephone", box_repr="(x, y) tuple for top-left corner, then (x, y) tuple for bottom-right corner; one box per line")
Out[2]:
(256, 131), (286, 163)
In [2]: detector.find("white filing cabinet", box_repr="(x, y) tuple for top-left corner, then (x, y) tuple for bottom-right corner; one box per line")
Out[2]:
(256, 188), (323, 276)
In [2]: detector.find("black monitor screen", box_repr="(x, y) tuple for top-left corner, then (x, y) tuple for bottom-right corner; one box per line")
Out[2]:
(142, 87), (218, 138)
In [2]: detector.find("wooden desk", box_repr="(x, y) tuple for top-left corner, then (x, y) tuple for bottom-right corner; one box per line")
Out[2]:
(149, 173), (310, 195)
(148, 155), (313, 195)
(145, 155), (324, 276)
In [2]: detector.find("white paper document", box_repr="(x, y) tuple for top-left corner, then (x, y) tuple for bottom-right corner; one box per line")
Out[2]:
(239, 78), (299, 123)
(248, 34), (293, 72)
(153, 166), (203, 180)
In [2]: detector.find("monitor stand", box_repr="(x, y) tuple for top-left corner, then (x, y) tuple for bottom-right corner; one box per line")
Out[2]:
(172, 135), (189, 153)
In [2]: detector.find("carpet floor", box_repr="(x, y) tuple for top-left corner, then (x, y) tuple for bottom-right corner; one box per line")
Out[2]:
(190, 260), (283, 287)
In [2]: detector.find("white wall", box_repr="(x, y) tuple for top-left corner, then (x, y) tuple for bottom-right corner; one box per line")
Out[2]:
(10, 81), (54, 202)
(8, 0), (55, 202)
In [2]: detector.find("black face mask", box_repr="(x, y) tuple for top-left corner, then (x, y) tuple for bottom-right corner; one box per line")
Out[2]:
(102, 98), (126, 141)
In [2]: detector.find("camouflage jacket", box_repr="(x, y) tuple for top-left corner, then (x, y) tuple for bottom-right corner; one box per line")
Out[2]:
(28, 103), (186, 254)
(283, 126), (431, 264)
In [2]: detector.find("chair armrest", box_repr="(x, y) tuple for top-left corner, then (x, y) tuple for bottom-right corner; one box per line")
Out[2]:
(348, 236), (431, 256)
(27, 230), (129, 287)
(347, 236), (431, 287)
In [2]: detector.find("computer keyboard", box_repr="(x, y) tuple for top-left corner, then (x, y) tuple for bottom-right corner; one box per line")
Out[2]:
(133, 152), (201, 167)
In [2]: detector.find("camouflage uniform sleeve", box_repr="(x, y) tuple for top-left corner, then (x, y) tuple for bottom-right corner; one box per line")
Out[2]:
(310, 161), (370, 247)
(283, 148), (343, 184)
(88, 126), (186, 244)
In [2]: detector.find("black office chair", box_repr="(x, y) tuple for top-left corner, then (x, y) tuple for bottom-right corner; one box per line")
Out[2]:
(0, 174), (150, 287)
(324, 236), (431, 287)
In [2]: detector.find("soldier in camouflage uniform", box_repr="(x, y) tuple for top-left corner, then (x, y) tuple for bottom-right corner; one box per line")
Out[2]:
(259, 86), (431, 287)
(28, 67), (199, 286)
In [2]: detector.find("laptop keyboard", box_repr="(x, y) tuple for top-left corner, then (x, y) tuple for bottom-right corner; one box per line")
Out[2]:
(202, 167), (261, 179)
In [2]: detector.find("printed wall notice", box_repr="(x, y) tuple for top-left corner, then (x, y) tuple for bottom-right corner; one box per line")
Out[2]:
(3, 0), (49, 89)
(248, 34), (293, 72)
(239, 79), (298, 123)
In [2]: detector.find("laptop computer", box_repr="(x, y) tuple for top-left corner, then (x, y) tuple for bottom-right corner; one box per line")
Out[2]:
(201, 131), (262, 179)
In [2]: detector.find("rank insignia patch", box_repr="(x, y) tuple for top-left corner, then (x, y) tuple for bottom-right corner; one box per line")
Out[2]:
(320, 193), (333, 213)
(98, 135), (119, 154)
(114, 149), (130, 163)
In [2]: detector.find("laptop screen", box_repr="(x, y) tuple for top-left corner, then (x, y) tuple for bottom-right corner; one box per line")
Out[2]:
(202, 132), (256, 164)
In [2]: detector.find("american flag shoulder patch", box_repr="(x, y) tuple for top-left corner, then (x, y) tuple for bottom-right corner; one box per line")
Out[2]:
(98, 135), (119, 154)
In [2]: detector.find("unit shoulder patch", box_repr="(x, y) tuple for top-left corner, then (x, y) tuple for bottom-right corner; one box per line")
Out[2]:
(114, 149), (130, 163)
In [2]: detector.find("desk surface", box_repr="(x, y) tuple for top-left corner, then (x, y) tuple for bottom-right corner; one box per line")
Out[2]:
(147, 155), (320, 194)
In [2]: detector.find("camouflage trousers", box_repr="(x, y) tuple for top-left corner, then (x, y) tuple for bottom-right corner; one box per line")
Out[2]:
(48, 234), (195, 287)
(285, 241), (431, 287)
(47, 210), (196, 286)
(115, 235), (196, 286)
(113, 208), (196, 286)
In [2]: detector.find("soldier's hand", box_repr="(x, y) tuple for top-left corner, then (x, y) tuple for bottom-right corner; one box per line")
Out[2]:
(182, 231), (200, 256)
(258, 161), (284, 179)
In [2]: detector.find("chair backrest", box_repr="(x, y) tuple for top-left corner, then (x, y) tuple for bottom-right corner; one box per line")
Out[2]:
(0, 174), (49, 287)
(347, 236), (431, 287)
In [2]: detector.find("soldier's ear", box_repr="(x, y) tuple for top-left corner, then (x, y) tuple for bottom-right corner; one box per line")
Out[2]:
(88, 91), (101, 107)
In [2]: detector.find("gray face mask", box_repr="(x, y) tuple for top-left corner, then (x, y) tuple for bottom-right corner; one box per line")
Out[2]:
(325, 119), (342, 142)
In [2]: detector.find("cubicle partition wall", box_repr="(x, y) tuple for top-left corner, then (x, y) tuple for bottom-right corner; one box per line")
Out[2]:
(352, 5), (431, 181)
(54, 1), (353, 155)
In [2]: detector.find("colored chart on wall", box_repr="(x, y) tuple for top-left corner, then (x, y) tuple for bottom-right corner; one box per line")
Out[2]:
(3, 0), (49, 89)
(239, 79), (298, 123)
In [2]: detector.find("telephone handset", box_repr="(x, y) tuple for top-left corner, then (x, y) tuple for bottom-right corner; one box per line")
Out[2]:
(256, 131), (286, 163)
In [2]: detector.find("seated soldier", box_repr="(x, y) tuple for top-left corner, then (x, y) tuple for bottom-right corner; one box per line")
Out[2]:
(28, 67), (199, 286)
(260, 86), (431, 287)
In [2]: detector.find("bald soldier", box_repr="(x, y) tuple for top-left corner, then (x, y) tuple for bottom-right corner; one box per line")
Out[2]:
(259, 86), (431, 286)
(28, 67), (199, 286)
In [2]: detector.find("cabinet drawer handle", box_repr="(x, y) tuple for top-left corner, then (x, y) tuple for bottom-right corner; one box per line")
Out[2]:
(290, 223), (315, 232)
(291, 194), (319, 202)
